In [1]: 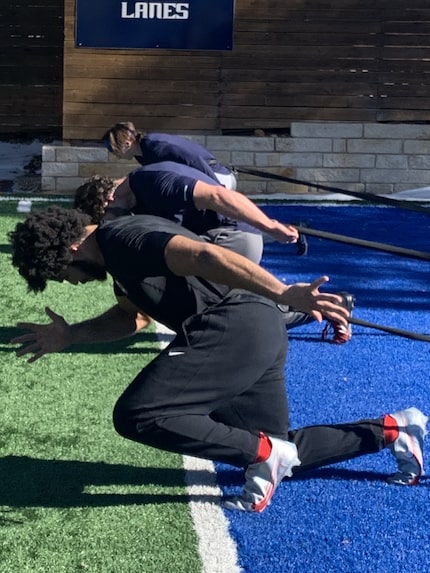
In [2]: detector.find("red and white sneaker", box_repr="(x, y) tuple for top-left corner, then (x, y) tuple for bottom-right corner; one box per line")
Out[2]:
(223, 436), (301, 513)
(322, 291), (355, 344)
(386, 407), (428, 485)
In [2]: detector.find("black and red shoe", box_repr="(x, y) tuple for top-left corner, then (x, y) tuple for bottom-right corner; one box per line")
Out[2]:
(322, 291), (355, 344)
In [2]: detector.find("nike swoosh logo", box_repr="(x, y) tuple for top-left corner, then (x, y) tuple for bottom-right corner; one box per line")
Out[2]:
(168, 350), (185, 357)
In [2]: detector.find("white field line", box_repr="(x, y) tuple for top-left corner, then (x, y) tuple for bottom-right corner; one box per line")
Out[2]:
(155, 322), (242, 573)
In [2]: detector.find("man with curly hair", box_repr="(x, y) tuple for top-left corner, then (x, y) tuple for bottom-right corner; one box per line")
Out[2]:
(8, 207), (427, 512)
(74, 164), (300, 262)
(73, 175), (116, 224)
(74, 169), (354, 342)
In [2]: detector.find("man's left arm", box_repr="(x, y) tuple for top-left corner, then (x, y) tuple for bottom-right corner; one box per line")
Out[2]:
(193, 180), (299, 243)
(164, 235), (349, 326)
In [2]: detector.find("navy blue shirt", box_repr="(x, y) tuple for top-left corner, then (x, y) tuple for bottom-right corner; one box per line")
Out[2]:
(128, 162), (235, 235)
(136, 133), (231, 178)
(96, 215), (230, 333)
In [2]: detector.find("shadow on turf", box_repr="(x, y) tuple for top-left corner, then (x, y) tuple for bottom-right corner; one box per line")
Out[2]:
(0, 326), (173, 355)
(0, 456), (221, 516)
(0, 243), (12, 255)
(1, 456), (428, 525)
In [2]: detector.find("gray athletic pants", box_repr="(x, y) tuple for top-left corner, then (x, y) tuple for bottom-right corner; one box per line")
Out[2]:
(113, 291), (385, 470)
(214, 170), (238, 190)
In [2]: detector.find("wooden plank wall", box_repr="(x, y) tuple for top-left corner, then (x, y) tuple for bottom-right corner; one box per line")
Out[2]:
(2, 1), (430, 139)
(0, 1), (64, 137)
(63, 0), (430, 141)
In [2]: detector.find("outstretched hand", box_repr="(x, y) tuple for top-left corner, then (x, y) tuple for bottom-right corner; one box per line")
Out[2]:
(10, 306), (72, 363)
(281, 276), (350, 325)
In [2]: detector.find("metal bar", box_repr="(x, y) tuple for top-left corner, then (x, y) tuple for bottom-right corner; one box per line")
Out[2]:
(293, 225), (430, 262)
(349, 316), (430, 343)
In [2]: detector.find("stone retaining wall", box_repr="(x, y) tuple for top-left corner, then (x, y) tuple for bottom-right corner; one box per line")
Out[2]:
(41, 122), (430, 196)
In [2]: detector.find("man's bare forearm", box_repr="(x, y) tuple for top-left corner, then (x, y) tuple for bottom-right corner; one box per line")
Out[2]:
(193, 181), (298, 243)
(12, 302), (152, 363)
(69, 304), (150, 345)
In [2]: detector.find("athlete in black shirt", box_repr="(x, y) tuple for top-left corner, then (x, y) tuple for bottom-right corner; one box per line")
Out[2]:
(9, 207), (426, 512)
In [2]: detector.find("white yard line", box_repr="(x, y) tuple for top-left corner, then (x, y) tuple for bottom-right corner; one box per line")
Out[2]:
(155, 322), (242, 573)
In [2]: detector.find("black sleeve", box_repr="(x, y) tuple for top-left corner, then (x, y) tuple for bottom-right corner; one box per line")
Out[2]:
(136, 230), (177, 275)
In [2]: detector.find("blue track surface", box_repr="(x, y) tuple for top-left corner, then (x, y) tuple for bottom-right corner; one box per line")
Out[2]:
(217, 205), (430, 573)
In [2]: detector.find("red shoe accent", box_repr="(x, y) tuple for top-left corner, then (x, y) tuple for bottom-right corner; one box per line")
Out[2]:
(255, 433), (272, 463)
(383, 414), (400, 445)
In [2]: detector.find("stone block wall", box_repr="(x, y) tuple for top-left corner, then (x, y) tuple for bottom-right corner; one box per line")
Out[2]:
(41, 122), (430, 196)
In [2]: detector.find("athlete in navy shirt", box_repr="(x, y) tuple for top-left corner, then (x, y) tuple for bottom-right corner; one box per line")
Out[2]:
(74, 166), (352, 338)
(124, 161), (241, 235)
(75, 162), (300, 263)
(103, 121), (237, 189)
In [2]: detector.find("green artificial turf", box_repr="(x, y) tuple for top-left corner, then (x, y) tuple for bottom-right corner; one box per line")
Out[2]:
(0, 202), (202, 573)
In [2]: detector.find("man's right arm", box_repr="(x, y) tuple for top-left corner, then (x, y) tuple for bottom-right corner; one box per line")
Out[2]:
(69, 297), (151, 345)
(192, 180), (299, 243)
(11, 298), (151, 363)
(165, 234), (349, 327)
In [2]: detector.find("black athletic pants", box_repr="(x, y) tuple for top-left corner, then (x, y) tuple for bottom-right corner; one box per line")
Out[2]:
(113, 292), (385, 470)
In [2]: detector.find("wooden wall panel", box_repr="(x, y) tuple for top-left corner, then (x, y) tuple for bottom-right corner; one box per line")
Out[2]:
(0, 1), (63, 136)
(3, 1), (430, 139)
(62, 0), (389, 140)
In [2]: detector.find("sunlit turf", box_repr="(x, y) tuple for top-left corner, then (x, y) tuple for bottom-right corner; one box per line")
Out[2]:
(0, 202), (202, 573)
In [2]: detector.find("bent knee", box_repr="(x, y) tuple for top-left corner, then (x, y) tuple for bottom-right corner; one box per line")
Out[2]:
(112, 399), (156, 442)
(112, 401), (132, 438)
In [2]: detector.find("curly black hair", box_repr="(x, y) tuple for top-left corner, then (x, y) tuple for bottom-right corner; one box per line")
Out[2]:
(74, 175), (116, 224)
(8, 206), (91, 293)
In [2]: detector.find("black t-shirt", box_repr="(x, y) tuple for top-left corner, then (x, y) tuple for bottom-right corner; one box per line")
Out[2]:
(96, 214), (230, 332)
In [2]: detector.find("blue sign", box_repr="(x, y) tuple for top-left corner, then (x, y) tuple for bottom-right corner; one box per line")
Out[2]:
(76, 1), (235, 50)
